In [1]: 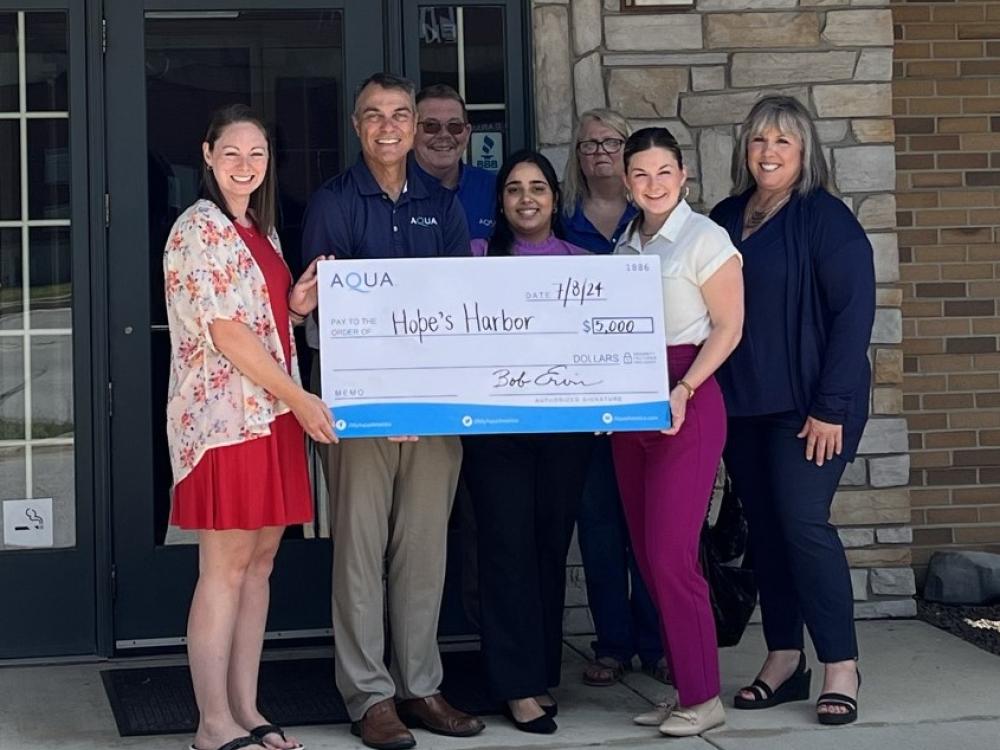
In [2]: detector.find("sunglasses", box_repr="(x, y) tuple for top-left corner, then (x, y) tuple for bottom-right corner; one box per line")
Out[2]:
(418, 120), (468, 136)
(577, 138), (624, 155)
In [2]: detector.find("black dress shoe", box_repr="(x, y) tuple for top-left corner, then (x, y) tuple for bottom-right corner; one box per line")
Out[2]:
(502, 703), (557, 734)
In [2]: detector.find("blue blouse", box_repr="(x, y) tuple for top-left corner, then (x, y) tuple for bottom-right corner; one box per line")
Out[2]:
(711, 188), (875, 461)
(718, 206), (797, 416)
(562, 200), (637, 255)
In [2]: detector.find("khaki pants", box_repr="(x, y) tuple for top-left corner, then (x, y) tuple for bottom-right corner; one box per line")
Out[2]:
(314, 355), (462, 719)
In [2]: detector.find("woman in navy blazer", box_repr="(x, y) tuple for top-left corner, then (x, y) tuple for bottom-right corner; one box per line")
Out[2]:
(710, 95), (875, 726)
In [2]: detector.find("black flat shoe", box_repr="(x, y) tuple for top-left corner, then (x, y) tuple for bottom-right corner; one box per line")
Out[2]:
(502, 703), (557, 734)
(817, 667), (861, 726)
(538, 692), (558, 718)
(733, 652), (811, 710)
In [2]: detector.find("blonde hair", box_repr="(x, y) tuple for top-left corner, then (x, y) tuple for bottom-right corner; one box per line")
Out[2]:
(732, 95), (831, 196)
(561, 109), (632, 218)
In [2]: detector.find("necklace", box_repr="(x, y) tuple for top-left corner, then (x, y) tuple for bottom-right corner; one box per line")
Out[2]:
(638, 222), (663, 239)
(744, 192), (791, 232)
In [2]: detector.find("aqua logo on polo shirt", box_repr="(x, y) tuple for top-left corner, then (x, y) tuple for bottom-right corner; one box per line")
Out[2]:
(410, 216), (439, 228)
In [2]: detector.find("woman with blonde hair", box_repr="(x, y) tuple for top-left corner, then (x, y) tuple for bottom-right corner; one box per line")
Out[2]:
(562, 109), (666, 688)
(711, 94), (874, 726)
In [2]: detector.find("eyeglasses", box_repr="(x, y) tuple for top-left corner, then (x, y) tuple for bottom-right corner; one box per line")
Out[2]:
(418, 120), (468, 136)
(577, 138), (624, 155)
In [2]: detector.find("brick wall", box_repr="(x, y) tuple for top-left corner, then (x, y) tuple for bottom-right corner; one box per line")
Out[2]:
(892, 0), (1000, 584)
(533, 0), (915, 625)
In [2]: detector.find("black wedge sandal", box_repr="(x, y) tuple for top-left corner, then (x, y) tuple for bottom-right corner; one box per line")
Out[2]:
(733, 651), (811, 710)
(817, 668), (861, 726)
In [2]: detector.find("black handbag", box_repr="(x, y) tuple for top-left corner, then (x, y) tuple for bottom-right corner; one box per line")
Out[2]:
(700, 474), (757, 648)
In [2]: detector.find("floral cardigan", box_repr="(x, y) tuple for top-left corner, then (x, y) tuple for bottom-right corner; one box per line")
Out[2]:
(163, 199), (300, 486)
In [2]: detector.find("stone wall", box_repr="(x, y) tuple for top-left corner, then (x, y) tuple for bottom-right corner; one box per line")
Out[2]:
(530, 0), (914, 629)
(892, 0), (1000, 586)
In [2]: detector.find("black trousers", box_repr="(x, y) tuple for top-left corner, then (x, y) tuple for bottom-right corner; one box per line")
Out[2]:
(462, 432), (593, 701)
(723, 412), (858, 663)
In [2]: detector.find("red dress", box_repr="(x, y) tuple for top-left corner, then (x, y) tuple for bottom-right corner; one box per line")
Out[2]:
(170, 222), (313, 530)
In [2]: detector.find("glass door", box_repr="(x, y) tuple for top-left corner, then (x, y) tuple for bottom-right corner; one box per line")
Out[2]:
(105, 0), (382, 647)
(0, 1), (97, 658)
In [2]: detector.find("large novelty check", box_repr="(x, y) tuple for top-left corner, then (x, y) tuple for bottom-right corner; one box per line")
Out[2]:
(317, 255), (670, 437)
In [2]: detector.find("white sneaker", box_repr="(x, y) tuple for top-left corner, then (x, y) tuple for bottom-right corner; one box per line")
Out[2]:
(658, 695), (725, 737)
(633, 699), (674, 726)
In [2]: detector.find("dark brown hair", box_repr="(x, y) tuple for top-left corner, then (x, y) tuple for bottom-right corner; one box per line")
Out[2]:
(416, 83), (468, 120)
(353, 72), (417, 118)
(623, 127), (685, 237)
(200, 103), (277, 235)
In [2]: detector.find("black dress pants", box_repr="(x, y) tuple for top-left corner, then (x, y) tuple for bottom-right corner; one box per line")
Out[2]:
(462, 432), (593, 701)
(723, 411), (858, 663)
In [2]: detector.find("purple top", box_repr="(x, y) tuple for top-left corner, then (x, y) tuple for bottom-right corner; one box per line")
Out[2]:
(471, 235), (589, 257)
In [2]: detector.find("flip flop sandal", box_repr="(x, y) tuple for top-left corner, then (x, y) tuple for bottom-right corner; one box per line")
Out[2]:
(250, 724), (304, 750)
(190, 736), (266, 750)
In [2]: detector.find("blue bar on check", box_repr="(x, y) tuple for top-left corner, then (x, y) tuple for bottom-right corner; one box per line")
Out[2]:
(331, 401), (670, 438)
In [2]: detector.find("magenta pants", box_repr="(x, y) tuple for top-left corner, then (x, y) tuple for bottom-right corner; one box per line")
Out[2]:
(611, 344), (725, 707)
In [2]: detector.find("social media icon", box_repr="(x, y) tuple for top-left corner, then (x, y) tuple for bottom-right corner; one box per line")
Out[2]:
(462, 415), (473, 427)
(602, 413), (613, 424)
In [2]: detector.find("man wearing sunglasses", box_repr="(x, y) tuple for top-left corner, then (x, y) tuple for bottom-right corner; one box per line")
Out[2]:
(412, 84), (496, 239)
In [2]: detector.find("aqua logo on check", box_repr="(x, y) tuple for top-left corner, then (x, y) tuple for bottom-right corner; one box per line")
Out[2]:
(329, 271), (394, 293)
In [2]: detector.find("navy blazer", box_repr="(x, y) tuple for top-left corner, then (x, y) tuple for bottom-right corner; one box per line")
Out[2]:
(711, 188), (876, 461)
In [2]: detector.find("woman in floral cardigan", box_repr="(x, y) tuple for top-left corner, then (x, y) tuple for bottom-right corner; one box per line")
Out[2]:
(164, 104), (335, 750)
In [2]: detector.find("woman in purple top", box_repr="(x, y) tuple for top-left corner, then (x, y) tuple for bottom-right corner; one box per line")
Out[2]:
(464, 151), (593, 734)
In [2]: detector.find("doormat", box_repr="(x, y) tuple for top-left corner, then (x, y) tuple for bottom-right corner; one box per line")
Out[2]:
(101, 650), (498, 737)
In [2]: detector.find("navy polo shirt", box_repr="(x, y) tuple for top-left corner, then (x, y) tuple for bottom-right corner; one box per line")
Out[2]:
(412, 157), (496, 240)
(301, 156), (471, 265)
(562, 200), (637, 255)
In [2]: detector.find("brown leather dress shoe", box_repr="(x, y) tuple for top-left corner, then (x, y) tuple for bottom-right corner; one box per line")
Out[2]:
(350, 698), (416, 750)
(396, 693), (485, 737)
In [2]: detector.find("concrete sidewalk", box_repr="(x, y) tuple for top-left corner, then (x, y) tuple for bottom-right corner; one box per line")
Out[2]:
(0, 620), (997, 750)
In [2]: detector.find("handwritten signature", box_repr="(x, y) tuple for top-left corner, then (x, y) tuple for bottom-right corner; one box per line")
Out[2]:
(492, 365), (603, 389)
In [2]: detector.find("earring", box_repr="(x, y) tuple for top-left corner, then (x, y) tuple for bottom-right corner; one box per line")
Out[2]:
(683, 185), (690, 200)
(625, 189), (633, 203)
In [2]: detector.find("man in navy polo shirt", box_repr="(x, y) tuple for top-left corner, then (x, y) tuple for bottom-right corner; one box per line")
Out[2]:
(411, 84), (496, 240)
(301, 73), (481, 750)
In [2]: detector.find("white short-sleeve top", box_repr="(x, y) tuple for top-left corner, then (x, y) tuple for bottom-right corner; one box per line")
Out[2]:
(615, 200), (741, 346)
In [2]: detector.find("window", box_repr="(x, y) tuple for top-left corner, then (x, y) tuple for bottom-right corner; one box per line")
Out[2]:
(0, 11), (74, 550)
(419, 5), (506, 173)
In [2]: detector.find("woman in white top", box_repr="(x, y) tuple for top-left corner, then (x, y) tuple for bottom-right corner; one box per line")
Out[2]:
(612, 127), (744, 737)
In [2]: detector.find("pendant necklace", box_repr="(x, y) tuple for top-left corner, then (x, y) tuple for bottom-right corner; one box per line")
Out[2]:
(744, 192), (791, 233)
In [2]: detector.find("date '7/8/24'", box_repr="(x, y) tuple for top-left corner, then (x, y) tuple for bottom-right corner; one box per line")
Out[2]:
(554, 277), (603, 306)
